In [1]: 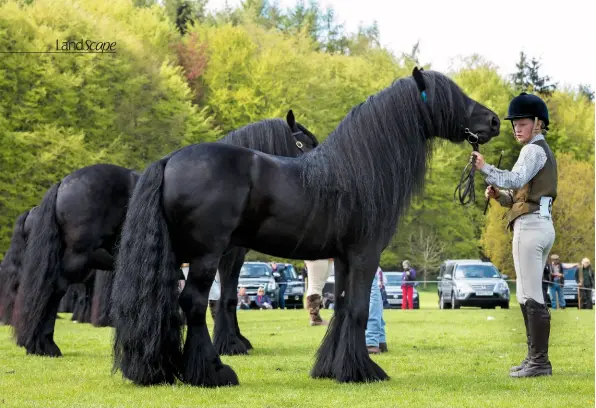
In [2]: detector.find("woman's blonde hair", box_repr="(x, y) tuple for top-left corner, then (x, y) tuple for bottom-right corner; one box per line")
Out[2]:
(532, 117), (547, 136)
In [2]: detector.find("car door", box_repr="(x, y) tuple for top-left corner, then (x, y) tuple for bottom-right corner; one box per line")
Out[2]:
(444, 263), (455, 300)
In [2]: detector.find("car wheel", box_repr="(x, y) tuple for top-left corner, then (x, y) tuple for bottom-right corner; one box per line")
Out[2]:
(501, 302), (510, 309)
(439, 293), (447, 309)
(451, 292), (460, 309)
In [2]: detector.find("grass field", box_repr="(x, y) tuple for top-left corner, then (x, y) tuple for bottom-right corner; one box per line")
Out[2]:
(0, 293), (593, 408)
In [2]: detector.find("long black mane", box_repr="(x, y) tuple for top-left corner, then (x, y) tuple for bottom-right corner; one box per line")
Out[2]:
(219, 118), (301, 155)
(300, 70), (469, 243)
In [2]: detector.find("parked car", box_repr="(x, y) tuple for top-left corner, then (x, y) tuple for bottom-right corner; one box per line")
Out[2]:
(238, 262), (279, 308)
(276, 263), (305, 309)
(438, 259), (510, 309)
(383, 272), (420, 309)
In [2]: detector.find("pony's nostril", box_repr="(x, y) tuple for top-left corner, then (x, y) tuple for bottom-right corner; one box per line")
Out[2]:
(491, 117), (500, 129)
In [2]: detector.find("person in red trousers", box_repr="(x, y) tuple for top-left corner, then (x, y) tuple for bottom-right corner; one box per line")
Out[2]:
(401, 260), (416, 310)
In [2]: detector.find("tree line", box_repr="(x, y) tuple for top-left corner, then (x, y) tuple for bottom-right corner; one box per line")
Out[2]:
(0, 0), (593, 281)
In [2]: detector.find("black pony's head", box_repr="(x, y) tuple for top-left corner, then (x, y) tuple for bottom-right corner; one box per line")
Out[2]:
(285, 110), (319, 154)
(411, 67), (500, 145)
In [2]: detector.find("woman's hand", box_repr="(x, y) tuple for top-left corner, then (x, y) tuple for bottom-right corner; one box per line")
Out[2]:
(485, 186), (500, 200)
(471, 151), (485, 170)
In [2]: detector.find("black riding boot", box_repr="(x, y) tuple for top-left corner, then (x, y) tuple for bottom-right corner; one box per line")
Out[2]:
(510, 303), (530, 372)
(510, 299), (552, 377)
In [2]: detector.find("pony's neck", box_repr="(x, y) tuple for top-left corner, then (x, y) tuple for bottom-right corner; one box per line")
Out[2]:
(298, 80), (431, 242)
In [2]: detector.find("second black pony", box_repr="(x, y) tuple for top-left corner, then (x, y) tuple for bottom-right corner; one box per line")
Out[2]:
(111, 68), (501, 387)
(12, 110), (317, 357)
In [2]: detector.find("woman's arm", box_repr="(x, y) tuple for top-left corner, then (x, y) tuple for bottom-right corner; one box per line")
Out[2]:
(481, 144), (547, 189)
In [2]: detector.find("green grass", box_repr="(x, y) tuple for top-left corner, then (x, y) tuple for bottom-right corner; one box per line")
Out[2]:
(0, 295), (593, 408)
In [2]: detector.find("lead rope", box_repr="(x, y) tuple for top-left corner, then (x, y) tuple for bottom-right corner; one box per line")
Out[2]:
(454, 129), (480, 206)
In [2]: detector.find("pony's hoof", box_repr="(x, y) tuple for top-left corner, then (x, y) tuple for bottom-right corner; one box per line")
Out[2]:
(239, 335), (253, 350)
(26, 339), (62, 357)
(214, 333), (249, 356)
(181, 362), (239, 387)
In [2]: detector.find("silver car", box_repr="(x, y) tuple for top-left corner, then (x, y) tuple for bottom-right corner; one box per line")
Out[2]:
(438, 260), (510, 309)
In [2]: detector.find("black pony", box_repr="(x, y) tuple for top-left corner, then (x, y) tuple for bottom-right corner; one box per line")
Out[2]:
(13, 164), (139, 356)
(12, 111), (317, 357)
(0, 207), (39, 325)
(111, 68), (501, 387)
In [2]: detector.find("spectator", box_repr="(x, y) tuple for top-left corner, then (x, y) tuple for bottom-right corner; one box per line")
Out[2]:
(255, 287), (273, 309)
(402, 260), (417, 310)
(549, 254), (566, 309)
(271, 262), (288, 310)
(208, 271), (221, 322)
(576, 258), (594, 310)
(365, 266), (387, 353)
(237, 287), (251, 310)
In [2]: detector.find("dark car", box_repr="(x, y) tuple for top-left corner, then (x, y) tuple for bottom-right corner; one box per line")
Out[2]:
(383, 272), (420, 309)
(237, 262), (279, 308)
(276, 263), (305, 309)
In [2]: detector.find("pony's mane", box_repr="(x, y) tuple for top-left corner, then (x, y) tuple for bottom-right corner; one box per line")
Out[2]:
(219, 118), (298, 156)
(300, 70), (469, 242)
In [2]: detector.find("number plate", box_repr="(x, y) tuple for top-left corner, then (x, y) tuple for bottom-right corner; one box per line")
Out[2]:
(564, 295), (575, 300)
(388, 299), (400, 304)
(284, 295), (288, 300)
(476, 291), (493, 296)
(249, 296), (255, 301)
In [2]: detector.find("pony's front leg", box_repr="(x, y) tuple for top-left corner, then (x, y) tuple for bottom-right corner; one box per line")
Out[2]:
(179, 255), (239, 387)
(311, 257), (348, 379)
(313, 253), (389, 383)
(213, 247), (251, 355)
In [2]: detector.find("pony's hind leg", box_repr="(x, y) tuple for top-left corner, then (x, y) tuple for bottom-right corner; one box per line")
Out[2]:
(24, 278), (69, 357)
(213, 247), (250, 356)
(179, 254), (239, 387)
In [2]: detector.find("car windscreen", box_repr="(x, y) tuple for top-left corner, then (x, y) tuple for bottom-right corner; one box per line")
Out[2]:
(386, 274), (403, 285)
(281, 264), (299, 280)
(454, 265), (500, 279)
(240, 264), (271, 278)
(563, 267), (577, 281)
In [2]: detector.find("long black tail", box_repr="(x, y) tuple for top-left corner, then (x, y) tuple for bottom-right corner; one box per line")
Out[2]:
(111, 158), (182, 386)
(0, 210), (30, 325)
(13, 184), (63, 348)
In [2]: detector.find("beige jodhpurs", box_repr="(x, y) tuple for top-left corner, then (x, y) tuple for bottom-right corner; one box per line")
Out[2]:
(304, 259), (334, 297)
(512, 213), (555, 305)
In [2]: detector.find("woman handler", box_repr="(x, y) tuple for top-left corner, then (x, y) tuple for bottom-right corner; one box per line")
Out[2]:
(472, 92), (557, 378)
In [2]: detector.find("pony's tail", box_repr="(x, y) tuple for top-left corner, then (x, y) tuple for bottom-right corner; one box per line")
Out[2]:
(91, 270), (113, 327)
(0, 210), (30, 325)
(111, 158), (182, 386)
(13, 184), (63, 348)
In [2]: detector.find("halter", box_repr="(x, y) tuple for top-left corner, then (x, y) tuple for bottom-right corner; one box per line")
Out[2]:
(412, 67), (481, 206)
(292, 131), (305, 152)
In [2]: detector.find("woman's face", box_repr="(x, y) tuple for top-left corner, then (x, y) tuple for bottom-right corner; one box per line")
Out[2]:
(512, 118), (536, 144)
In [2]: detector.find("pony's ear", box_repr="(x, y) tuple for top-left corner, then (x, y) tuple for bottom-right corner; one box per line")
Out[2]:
(286, 109), (296, 128)
(412, 66), (426, 93)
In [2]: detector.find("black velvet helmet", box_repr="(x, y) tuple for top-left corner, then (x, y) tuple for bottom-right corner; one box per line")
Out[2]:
(505, 92), (549, 129)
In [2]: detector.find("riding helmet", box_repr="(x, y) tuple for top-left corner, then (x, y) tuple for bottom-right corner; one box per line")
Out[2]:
(505, 92), (549, 128)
